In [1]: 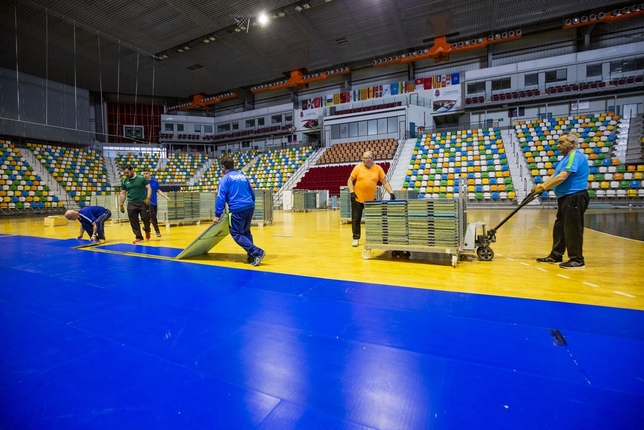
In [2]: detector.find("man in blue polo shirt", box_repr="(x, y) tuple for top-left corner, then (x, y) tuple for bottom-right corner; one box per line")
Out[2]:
(534, 132), (590, 269)
(213, 155), (266, 266)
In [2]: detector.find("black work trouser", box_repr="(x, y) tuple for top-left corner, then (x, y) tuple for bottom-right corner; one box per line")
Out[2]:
(127, 201), (151, 240)
(148, 204), (160, 233)
(550, 190), (590, 262)
(351, 199), (364, 240)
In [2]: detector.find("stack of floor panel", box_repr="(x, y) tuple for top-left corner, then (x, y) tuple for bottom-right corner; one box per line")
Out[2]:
(364, 201), (385, 244)
(292, 191), (316, 211)
(364, 200), (408, 245)
(431, 199), (460, 248)
(252, 189), (273, 224)
(340, 187), (351, 222)
(184, 192), (200, 220)
(407, 199), (431, 245)
(199, 192), (216, 220)
(166, 192), (185, 222)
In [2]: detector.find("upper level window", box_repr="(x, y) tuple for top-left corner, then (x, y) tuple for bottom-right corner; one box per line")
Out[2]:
(467, 81), (485, 94)
(587, 64), (602, 78)
(545, 69), (567, 83)
(491, 77), (511, 91)
(524, 73), (538, 87)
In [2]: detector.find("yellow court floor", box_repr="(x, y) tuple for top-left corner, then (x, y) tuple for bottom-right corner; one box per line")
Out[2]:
(2, 208), (643, 311)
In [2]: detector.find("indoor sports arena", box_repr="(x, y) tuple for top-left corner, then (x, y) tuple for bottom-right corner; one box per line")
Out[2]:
(1, 1), (643, 428)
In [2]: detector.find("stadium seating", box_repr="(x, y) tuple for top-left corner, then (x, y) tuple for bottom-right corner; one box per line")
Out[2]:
(1, 141), (62, 210)
(295, 162), (391, 196)
(155, 152), (207, 184)
(246, 146), (315, 191)
(403, 129), (514, 201)
(183, 150), (259, 192)
(514, 112), (644, 201)
(27, 142), (110, 207)
(317, 139), (397, 165)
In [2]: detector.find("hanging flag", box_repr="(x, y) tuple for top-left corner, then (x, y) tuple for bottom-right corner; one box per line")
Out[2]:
(333, 93), (341, 105)
(390, 83), (399, 95)
(452, 73), (460, 85)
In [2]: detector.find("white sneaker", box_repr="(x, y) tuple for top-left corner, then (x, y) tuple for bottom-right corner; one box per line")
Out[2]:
(352, 239), (359, 247)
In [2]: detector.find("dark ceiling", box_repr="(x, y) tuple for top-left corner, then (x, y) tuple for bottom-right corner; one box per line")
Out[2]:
(0, 0), (636, 101)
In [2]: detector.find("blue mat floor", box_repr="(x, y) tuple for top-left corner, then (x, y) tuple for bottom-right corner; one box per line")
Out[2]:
(1, 236), (643, 429)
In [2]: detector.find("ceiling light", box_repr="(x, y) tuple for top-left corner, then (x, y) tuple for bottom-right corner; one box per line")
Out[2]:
(278, 11), (286, 17)
(184, 46), (190, 50)
(302, 3), (311, 9)
(177, 48), (184, 53)
(294, 5), (303, 12)
(209, 36), (216, 41)
(234, 27), (241, 32)
(258, 13), (268, 25)
(203, 38), (210, 43)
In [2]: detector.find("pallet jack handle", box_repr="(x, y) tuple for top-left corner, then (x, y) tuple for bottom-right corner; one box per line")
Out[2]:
(487, 191), (538, 238)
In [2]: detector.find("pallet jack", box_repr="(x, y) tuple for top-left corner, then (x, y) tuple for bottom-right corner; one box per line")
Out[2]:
(463, 191), (539, 261)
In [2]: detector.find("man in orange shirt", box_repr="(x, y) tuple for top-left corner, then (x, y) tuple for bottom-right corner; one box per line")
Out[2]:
(347, 151), (395, 247)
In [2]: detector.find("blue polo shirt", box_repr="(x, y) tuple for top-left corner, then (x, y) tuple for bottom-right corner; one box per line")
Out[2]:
(148, 177), (161, 206)
(553, 149), (589, 198)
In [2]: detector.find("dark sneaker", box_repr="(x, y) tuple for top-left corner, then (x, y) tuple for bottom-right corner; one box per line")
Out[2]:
(133, 238), (144, 244)
(145, 231), (151, 240)
(536, 256), (562, 263)
(251, 250), (266, 267)
(246, 254), (253, 263)
(560, 260), (585, 269)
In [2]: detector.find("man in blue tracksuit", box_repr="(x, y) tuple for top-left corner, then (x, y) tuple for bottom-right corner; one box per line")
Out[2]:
(65, 205), (112, 243)
(213, 155), (266, 266)
(534, 132), (590, 269)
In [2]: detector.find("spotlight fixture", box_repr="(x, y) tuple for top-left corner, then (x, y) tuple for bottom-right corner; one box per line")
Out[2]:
(278, 10), (286, 17)
(234, 27), (241, 32)
(184, 46), (190, 50)
(209, 36), (216, 41)
(203, 38), (210, 43)
(294, 5), (303, 12)
(177, 48), (184, 53)
(302, 2), (311, 9)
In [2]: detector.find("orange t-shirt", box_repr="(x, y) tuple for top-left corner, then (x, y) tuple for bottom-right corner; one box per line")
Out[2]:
(350, 163), (386, 203)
